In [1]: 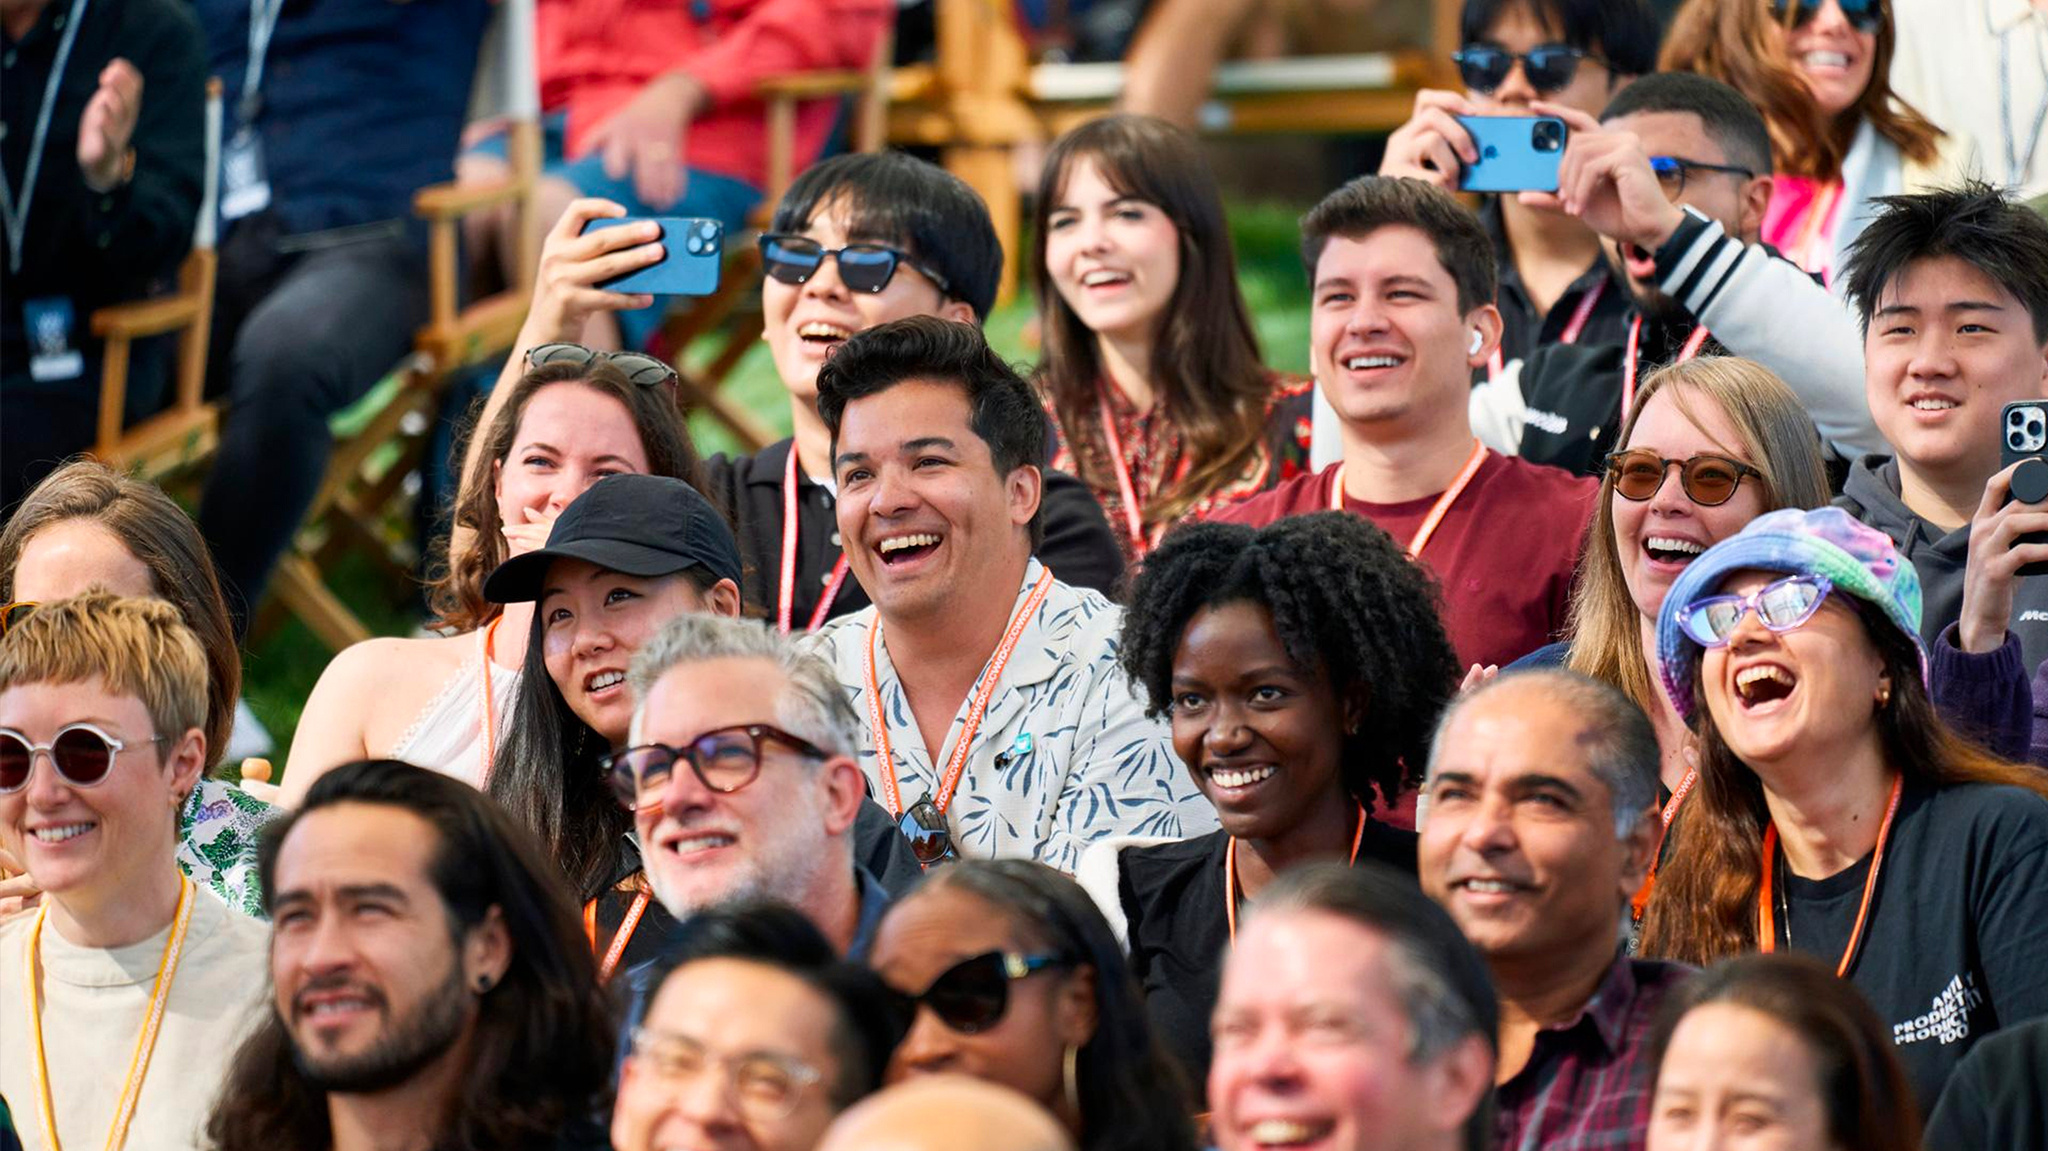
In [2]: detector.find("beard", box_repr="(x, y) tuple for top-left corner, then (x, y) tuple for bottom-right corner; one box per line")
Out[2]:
(288, 959), (473, 1094)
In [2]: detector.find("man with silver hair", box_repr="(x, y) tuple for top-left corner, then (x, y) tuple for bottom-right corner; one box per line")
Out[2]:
(615, 613), (891, 958)
(1417, 669), (1691, 1151)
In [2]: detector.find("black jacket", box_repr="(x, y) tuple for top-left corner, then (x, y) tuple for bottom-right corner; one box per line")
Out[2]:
(701, 438), (1126, 627)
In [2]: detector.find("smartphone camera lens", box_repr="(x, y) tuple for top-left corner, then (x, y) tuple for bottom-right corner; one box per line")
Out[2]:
(1531, 120), (1564, 152)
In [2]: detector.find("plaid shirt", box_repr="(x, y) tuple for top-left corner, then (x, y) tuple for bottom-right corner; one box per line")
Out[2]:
(1494, 953), (1693, 1151)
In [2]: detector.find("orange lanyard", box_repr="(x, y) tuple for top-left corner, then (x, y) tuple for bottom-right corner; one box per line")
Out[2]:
(863, 565), (1057, 819)
(1486, 279), (1606, 381)
(778, 447), (851, 634)
(26, 874), (194, 1151)
(1622, 318), (1711, 417)
(1757, 775), (1902, 977)
(584, 886), (652, 983)
(477, 614), (505, 785)
(1630, 764), (1699, 921)
(1096, 391), (1192, 559)
(1327, 439), (1487, 560)
(1224, 801), (1368, 942)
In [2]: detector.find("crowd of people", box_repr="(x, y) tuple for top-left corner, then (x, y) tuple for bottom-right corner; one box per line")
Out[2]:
(5, 0), (2048, 1148)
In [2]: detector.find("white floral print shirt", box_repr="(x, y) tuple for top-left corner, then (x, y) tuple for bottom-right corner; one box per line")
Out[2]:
(804, 560), (1217, 873)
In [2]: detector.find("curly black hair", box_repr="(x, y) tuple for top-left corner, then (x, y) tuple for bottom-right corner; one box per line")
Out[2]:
(1118, 511), (1460, 808)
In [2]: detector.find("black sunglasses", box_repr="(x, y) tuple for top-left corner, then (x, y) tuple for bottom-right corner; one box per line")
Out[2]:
(896, 950), (1073, 1034)
(899, 796), (958, 866)
(0, 723), (169, 793)
(758, 233), (953, 297)
(1605, 449), (1764, 507)
(525, 343), (680, 391)
(1452, 43), (1608, 95)
(1770, 0), (1883, 32)
(602, 723), (830, 810)
(1648, 156), (1757, 198)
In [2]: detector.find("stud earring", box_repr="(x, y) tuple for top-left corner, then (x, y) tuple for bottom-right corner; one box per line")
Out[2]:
(1876, 684), (1892, 707)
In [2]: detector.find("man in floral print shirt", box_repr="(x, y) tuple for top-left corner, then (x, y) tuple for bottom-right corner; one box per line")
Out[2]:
(803, 317), (1217, 871)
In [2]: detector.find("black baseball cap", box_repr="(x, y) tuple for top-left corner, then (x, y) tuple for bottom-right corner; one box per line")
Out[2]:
(483, 474), (744, 604)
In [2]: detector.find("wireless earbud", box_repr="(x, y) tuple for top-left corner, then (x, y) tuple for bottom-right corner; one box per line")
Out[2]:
(1469, 330), (1484, 356)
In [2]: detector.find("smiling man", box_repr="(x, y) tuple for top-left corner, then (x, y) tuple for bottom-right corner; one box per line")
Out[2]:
(1835, 184), (2048, 673)
(207, 758), (615, 1151)
(1214, 176), (1595, 672)
(804, 316), (1216, 871)
(1209, 862), (1497, 1151)
(1419, 669), (1688, 1151)
(1476, 71), (1886, 475)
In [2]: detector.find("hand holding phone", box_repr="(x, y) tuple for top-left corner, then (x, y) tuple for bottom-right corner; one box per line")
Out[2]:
(581, 217), (724, 296)
(1454, 116), (1568, 194)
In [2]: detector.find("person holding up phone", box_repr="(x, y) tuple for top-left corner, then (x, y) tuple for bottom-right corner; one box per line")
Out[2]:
(1378, 0), (1659, 367)
(1470, 71), (1886, 475)
(1834, 184), (2048, 707)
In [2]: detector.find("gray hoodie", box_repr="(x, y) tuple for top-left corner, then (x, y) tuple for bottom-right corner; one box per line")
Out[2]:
(1838, 455), (2048, 673)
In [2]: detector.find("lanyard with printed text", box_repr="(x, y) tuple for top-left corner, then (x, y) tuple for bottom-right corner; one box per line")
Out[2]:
(1, 0), (91, 276)
(1327, 439), (1487, 560)
(863, 565), (1056, 818)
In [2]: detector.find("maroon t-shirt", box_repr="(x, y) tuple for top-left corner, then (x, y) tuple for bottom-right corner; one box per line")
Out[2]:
(1210, 454), (1596, 669)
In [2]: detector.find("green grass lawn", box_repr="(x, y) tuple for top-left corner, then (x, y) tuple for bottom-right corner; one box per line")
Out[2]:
(240, 201), (1314, 759)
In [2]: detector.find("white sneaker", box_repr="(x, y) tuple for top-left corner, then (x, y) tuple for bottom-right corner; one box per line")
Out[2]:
(227, 699), (274, 762)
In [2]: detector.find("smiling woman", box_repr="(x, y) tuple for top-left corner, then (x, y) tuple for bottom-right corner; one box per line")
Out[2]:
(1101, 511), (1460, 1093)
(1641, 506), (2048, 1111)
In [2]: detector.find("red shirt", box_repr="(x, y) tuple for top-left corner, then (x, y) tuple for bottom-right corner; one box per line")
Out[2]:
(1210, 454), (1595, 669)
(536, 0), (893, 190)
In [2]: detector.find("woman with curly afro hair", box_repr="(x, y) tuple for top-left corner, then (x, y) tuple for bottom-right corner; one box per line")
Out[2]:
(1096, 510), (1460, 1094)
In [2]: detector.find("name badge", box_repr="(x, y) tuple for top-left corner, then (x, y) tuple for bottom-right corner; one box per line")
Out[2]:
(220, 127), (272, 221)
(23, 297), (83, 383)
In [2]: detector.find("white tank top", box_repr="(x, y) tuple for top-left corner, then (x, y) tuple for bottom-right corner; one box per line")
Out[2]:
(386, 620), (522, 788)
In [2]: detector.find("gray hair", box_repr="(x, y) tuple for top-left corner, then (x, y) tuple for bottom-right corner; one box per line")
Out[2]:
(1424, 668), (1661, 838)
(628, 615), (861, 758)
(1245, 864), (1497, 1151)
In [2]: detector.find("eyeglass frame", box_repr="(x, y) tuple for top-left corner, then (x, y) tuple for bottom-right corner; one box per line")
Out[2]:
(0, 722), (171, 794)
(897, 950), (1075, 1035)
(1647, 156), (1758, 199)
(602, 723), (833, 810)
(1675, 573), (1837, 648)
(0, 601), (36, 636)
(1450, 42), (1612, 95)
(1604, 449), (1765, 507)
(756, 233), (955, 297)
(524, 342), (681, 392)
(626, 1025), (825, 1121)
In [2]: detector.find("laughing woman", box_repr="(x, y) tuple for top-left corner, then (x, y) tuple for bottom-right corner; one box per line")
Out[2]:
(1101, 511), (1460, 1090)
(1034, 115), (1313, 561)
(1640, 506), (2048, 1111)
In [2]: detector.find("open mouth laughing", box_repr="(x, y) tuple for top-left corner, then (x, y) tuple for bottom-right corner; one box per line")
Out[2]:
(875, 531), (942, 568)
(1733, 662), (1797, 711)
(1242, 1117), (1336, 1149)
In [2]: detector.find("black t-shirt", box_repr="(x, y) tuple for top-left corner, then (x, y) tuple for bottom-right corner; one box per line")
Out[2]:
(1776, 781), (2048, 1113)
(1117, 824), (1420, 1096)
(1924, 1017), (2048, 1151)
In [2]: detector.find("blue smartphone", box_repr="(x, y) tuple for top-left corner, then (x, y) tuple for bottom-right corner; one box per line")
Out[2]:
(1454, 116), (1568, 194)
(582, 217), (724, 296)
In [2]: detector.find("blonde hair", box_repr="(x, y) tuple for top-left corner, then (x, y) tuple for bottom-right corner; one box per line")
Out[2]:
(1566, 357), (1831, 711)
(0, 592), (210, 753)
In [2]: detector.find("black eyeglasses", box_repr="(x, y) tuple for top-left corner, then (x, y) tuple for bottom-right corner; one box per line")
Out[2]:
(895, 951), (1074, 1034)
(0, 601), (36, 636)
(757, 233), (953, 297)
(1769, 0), (1883, 32)
(0, 723), (168, 793)
(1648, 156), (1757, 198)
(525, 343), (680, 392)
(1452, 43), (1608, 95)
(1605, 449), (1764, 507)
(602, 723), (830, 810)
